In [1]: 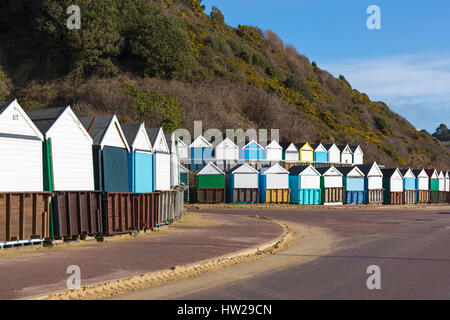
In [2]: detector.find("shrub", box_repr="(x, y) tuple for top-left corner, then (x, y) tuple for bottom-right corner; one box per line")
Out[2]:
(126, 8), (197, 80)
(210, 6), (224, 24)
(373, 115), (393, 135)
(123, 85), (184, 133)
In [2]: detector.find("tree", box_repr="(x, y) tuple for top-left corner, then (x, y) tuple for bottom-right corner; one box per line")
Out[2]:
(432, 123), (450, 141)
(210, 6), (224, 24)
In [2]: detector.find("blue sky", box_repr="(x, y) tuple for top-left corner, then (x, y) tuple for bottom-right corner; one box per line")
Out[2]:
(203, 0), (450, 132)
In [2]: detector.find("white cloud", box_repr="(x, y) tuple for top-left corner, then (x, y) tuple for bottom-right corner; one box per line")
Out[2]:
(322, 53), (450, 131)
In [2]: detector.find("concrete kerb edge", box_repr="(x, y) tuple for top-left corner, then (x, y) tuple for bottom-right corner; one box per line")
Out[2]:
(27, 216), (294, 301)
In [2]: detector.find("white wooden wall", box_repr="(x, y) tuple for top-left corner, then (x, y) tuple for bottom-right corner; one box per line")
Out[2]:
(49, 112), (95, 191)
(417, 177), (428, 190)
(266, 149), (283, 161)
(300, 175), (320, 189)
(390, 176), (403, 192)
(155, 153), (171, 191)
(341, 153), (353, 164)
(266, 174), (288, 189)
(216, 147), (239, 161)
(368, 177), (382, 190)
(324, 176), (343, 188)
(353, 153), (363, 164)
(0, 137), (43, 192)
(328, 149), (340, 163)
(234, 174), (258, 189)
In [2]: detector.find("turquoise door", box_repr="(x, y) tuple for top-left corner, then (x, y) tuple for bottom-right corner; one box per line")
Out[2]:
(134, 152), (154, 193)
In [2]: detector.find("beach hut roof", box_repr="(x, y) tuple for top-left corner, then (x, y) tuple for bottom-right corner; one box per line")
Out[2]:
(316, 166), (343, 176)
(189, 135), (213, 148)
(215, 137), (239, 149)
(179, 164), (189, 174)
(400, 168), (415, 178)
(356, 162), (382, 177)
(26, 106), (67, 134)
(425, 169), (438, 179)
(288, 165), (320, 176)
(279, 142), (297, 151)
(242, 140), (264, 150)
(260, 163), (289, 175)
(338, 166), (365, 177)
(381, 168), (403, 179)
(263, 140), (282, 149)
(226, 163), (259, 174)
(197, 162), (224, 175)
(80, 115), (129, 151)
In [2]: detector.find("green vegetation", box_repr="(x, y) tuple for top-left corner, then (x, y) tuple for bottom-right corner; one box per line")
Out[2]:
(0, 0), (448, 167)
(432, 123), (450, 142)
(123, 84), (184, 133)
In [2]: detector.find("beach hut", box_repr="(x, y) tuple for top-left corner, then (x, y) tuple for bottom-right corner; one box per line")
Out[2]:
(298, 142), (314, 162)
(425, 169), (439, 203)
(176, 138), (189, 162)
(241, 140), (264, 163)
(356, 162), (384, 204)
(263, 140), (283, 164)
(121, 123), (154, 193)
(195, 162), (225, 203)
(0, 100), (44, 192)
(179, 164), (189, 203)
(413, 169), (429, 203)
(166, 133), (180, 187)
(338, 145), (353, 164)
(214, 137), (239, 171)
(339, 166), (366, 204)
(259, 163), (290, 203)
(288, 165), (321, 205)
(147, 128), (171, 192)
(27, 107), (95, 192)
(317, 166), (344, 205)
(311, 143), (328, 162)
(324, 144), (341, 164)
(438, 171), (446, 203)
(189, 135), (213, 170)
(400, 168), (416, 204)
(350, 145), (364, 165)
(381, 168), (404, 205)
(280, 142), (299, 168)
(79, 115), (130, 192)
(226, 164), (259, 203)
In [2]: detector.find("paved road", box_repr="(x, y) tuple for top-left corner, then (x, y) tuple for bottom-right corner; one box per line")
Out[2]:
(116, 207), (450, 300)
(0, 213), (282, 300)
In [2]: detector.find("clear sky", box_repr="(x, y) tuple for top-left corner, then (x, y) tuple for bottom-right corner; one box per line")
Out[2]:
(203, 0), (450, 133)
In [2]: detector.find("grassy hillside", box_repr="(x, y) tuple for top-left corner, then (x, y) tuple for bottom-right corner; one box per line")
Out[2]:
(0, 0), (449, 168)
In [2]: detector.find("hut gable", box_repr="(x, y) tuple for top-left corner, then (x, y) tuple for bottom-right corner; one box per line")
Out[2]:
(242, 140), (264, 151)
(80, 115), (128, 151)
(190, 135), (213, 149)
(350, 145), (364, 164)
(289, 165), (320, 176)
(147, 128), (169, 153)
(311, 143), (327, 153)
(122, 123), (152, 152)
(338, 144), (353, 164)
(413, 169), (428, 179)
(260, 163), (289, 175)
(317, 166), (343, 177)
(264, 140), (283, 161)
(339, 166), (365, 177)
(176, 138), (188, 159)
(0, 100), (43, 140)
(400, 168), (415, 179)
(280, 142), (298, 152)
(264, 140), (282, 150)
(197, 162), (224, 175)
(227, 163), (259, 175)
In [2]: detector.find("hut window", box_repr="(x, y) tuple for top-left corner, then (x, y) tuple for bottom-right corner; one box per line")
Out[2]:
(12, 114), (19, 120)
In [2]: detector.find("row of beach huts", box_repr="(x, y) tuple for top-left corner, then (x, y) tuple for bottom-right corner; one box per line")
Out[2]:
(189, 162), (450, 205)
(0, 100), (448, 247)
(179, 135), (364, 171)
